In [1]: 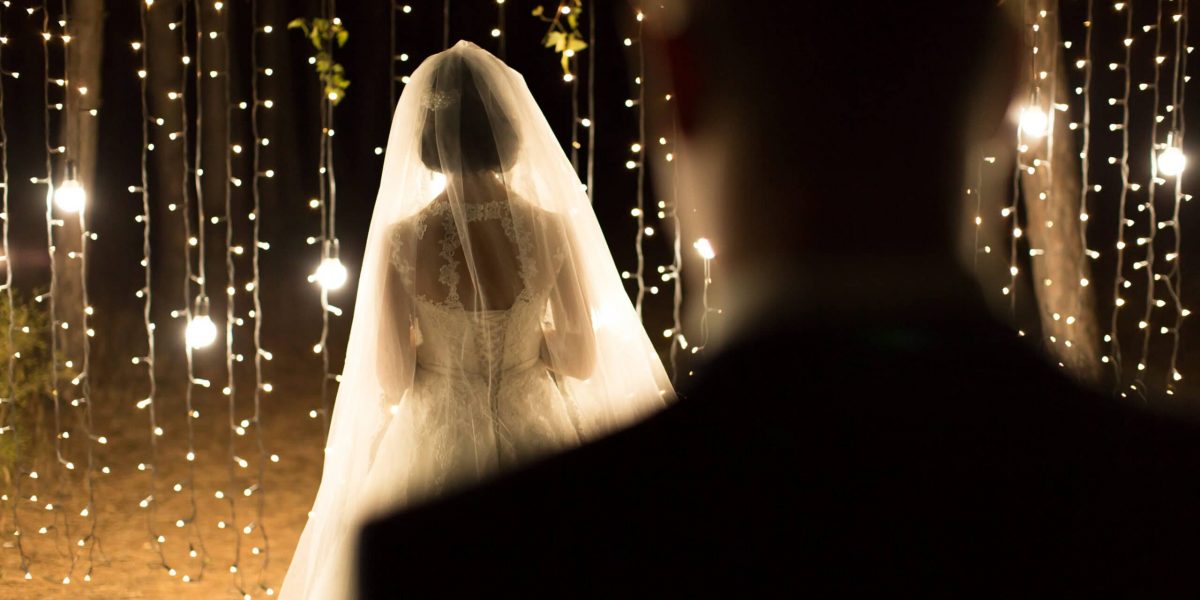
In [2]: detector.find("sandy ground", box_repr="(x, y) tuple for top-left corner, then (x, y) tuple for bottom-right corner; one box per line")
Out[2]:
(0, 375), (327, 599)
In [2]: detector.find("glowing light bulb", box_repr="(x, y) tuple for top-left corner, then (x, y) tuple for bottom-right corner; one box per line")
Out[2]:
(186, 315), (217, 349)
(1019, 105), (1048, 138)
(1159, 145), (1187, 177)
(315, 257), (348, 290)
(54, 162), (86, 213)
(54, 181), (85, 213)
(185, 296), (217, 349)
(693, 238), (716, 260)
(430, 172), (447, 196)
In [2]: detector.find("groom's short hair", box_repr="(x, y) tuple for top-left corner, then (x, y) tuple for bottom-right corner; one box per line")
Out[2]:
(682, 1), (1006, 160)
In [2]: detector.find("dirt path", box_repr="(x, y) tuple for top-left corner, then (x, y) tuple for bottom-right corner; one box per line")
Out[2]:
(0, 378), (326, 599)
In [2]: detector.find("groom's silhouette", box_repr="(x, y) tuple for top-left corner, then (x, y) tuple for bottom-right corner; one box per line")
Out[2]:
(358, 1), (1200, 595)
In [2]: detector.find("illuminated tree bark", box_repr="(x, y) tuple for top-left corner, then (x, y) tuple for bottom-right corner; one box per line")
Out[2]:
(57, 0), (105, 364)
(1021, 0), (1102, 384)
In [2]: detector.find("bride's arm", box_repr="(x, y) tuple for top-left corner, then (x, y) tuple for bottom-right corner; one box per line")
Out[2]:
(377, 228), (416, 403)
(542, 224), (596, 380)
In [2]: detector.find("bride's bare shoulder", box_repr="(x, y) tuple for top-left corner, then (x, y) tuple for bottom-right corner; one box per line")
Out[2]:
(388, 197), (447, 243)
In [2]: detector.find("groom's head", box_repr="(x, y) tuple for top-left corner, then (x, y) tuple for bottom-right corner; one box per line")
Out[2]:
(647, 1), (1021, 266)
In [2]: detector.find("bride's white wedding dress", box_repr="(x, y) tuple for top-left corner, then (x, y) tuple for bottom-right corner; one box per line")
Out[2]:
(364, 197), (583, 508)
(281, 41), (672, 599)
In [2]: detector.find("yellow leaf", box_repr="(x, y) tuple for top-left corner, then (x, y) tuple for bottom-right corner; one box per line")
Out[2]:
(531, 5), (544, 17)
(544, 30), (565, 51)
(566, 34), (588, 53)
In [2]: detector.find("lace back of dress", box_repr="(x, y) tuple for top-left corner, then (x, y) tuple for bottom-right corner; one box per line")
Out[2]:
(395, 196), (544, 314)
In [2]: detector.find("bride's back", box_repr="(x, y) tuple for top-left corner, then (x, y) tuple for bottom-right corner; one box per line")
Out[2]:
(405, 188), (561, 313)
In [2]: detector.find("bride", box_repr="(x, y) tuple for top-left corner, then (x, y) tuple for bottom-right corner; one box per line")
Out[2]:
(280, 41), (673, 598)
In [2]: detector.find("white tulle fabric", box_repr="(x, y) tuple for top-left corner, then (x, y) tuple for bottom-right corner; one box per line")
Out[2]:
(280, 41), (673, 599)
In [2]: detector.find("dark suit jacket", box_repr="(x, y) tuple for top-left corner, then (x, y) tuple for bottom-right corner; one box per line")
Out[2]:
(357, 292), (1200, 596)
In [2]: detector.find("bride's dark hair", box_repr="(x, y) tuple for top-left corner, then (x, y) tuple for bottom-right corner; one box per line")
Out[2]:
(419, 59), (520, 174)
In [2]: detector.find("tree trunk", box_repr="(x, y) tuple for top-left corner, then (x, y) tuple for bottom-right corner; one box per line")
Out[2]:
(145, 0), (188, 373)
(57, 0), (105, 372)
(1020, 0), (1102, 384)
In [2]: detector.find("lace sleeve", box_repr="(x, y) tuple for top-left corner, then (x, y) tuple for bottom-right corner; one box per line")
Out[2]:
(389, 222), (416, 291)
(379, 223), (416, 403)
(542, 213), (596, 379)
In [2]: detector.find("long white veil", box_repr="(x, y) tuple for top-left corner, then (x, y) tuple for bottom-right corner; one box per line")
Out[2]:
(281, 41), (673, 599)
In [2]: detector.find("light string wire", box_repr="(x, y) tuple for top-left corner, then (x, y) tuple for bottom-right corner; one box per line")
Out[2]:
(390, 1), (397, 109)
(585, 0), (595, 201)
(249, 0), (274, 589)
(570, 22), (580, 173)
(651, 0), (682, 379)
(315, 0), (340, 436)
(39, 1), (74, 575)
(215, 0), (243, 589)
(0, 1), (31, 581)
(1134, 0), (1167, 394)
(1164, 0), (1189, 393)
(497, 0), (506, 59)
(63, 0), (101, 579)
(1108, 0), (1134, 392)
(389, 3), (414, 111)
(1045, 2), (1065, 354)
(134, 0), (168, 577)
(443, 0), (450, 49)
(1008, 0), (1030, 322)
(1077, 0), (1095, 362)
(633, 5), (645, 317)
(179, 0), (209, 580)
(972, 156), (983, 272)
(668, 112), (683, 381)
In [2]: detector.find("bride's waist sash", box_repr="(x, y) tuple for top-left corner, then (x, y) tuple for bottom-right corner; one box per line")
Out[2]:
(415, 355), (541, 379)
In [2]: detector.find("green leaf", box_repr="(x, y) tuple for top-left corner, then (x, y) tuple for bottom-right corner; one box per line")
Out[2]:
(287, 17), (307, 30)
(336, 29), (349, 47)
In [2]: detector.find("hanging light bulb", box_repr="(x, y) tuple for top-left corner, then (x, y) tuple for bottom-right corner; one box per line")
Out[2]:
(315, 239), (348, 290)
(185, 296), (218, 349)
(693, 237), (716, 260)
(54, 161), (86, 213)
(430, 172), (447, 197)
(1159, 133), (1187, 177)
(1019, 105), (1048, 138)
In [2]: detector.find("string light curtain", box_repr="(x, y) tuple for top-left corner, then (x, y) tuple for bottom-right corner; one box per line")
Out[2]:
(211, 0), (247, 591)
(37, 1), (72, 581)
(1106, 0), (1136, 391)
(628, 6), (646, 316)
(178, 0), (212, 582)
(248, 0), (276, 593)
(132, 0), (169, 581)
(62, 0), (102, 582)
(495, 0), (506, 58)
(0, 1), (32, 583)
(1163, 0), (1190, 394)
(307, 0), (347, 436)
(1133, 0), (1168, 393)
